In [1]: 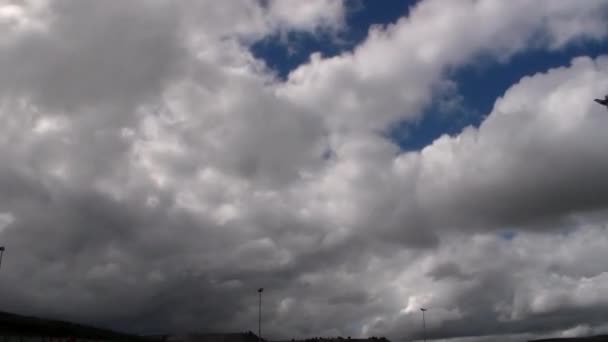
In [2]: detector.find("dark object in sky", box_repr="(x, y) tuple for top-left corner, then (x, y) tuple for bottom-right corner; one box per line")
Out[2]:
(594, 95), (608, 108)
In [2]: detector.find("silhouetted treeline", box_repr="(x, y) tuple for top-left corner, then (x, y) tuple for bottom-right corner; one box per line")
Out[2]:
(282, 336), (390, 342)
(0, 310), (146, 340)
(529, 336), (608, 342)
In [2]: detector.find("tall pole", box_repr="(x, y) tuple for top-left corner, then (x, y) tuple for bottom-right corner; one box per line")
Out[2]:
(0, 246), (5, 270)
(258, 288), (263, 342)
(420, 308), (427, 342)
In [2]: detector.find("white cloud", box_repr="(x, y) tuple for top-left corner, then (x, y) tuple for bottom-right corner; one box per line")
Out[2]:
(265, 0), (345, 33)
(279, 0), (608, 135)
(411, 56), (608, 232)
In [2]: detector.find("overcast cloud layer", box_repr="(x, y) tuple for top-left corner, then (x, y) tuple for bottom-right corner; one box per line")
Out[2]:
(2, 1), (608, 341)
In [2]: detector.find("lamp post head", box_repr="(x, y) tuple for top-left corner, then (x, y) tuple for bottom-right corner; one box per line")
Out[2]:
(0, 246), (5, 251)
(258, 288), (264, 293)
(420, 308), (427, 312)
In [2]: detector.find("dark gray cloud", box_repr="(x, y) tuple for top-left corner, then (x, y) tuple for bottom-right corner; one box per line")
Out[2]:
(426, 262), (470, 282)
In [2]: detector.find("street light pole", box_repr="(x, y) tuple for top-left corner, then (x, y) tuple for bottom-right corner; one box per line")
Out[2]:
(258, 288), (264, 342)
(0, 246), (5, 270)
(420, 308), (427, 342)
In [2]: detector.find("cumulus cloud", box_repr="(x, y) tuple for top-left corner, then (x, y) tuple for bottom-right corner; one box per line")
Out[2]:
(279, 0), (608, 134)
(410, 56), (608, 232)
(264, 0), (345, 33)
(361, 225), (608, 341)
(0, 0), (608, 341)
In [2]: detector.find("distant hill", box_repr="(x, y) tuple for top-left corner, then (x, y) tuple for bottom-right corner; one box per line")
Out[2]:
(147, 332), (265, 342)
(0, 310), (146, 340)
(530, 336), (608, 342)
(273, 337), (390, 342)
(0, 311), (389, 342)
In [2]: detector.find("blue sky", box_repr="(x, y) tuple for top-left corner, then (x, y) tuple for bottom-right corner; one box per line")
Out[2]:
(251, 0), (608, 151)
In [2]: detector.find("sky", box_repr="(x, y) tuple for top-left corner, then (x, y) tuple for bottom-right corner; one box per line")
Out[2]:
(2, 1), (608, 341)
